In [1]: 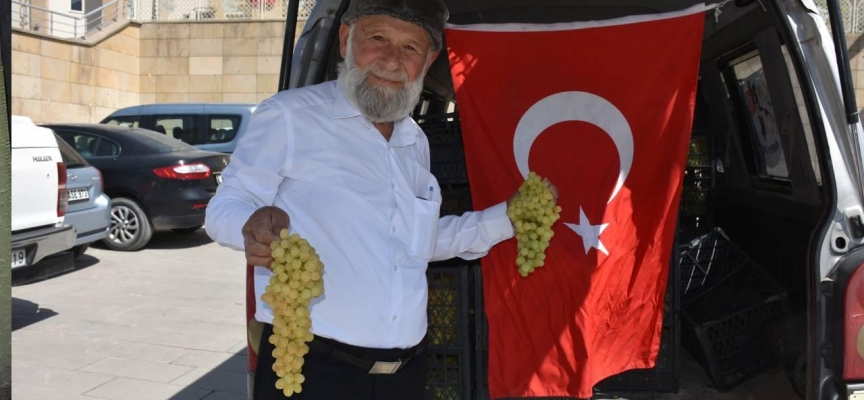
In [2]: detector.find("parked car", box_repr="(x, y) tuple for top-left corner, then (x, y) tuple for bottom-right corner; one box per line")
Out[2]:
(11, 116), (76, 278)
(55, 133), (111, 258)
(43, 124), (231, 251)
(99, 103), (257, 154)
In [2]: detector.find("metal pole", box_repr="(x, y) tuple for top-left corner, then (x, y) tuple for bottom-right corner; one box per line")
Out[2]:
(278, 0), (299, 91)
(827, 0), (860, 123)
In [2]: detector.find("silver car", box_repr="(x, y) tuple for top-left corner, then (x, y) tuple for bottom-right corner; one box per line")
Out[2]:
(56, 134), (110, 258)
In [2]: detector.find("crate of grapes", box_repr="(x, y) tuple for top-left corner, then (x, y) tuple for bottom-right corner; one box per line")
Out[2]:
(421, 113), (469, 186)
(425, 263), (472, 400)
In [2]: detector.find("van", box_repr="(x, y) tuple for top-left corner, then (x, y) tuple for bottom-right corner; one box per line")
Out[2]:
(240, 0), (864, 399)
(11, 116), (77, 278)
(99, 103), (257, 154)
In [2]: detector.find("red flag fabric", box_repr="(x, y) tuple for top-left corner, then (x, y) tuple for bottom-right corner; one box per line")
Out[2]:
(445, 7), (705, 399)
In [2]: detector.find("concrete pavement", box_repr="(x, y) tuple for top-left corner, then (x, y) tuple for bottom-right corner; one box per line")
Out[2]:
(11, 230), (248, 400)
(9, 229), (800, 400)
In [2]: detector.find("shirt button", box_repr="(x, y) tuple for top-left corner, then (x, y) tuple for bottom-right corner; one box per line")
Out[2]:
(394, 265), (398, 271)
(392, 227), (396, 232)
(392, 316), (398, 321)
(391, 183), (395, 189)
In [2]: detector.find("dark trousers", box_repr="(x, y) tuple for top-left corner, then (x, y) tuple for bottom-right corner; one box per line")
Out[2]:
(253, 324), (429, 400)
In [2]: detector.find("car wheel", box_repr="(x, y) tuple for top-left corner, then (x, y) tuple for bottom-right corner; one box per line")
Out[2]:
(72, 244), (89, 258)
(172, 225), (203, 234)
(103, 197), (153, 251)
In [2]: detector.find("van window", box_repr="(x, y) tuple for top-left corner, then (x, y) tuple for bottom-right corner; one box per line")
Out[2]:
(725, 49), (791, 182)
(153, 116), (197, 145)
(104, 116), (140, 128)
(206, 116), (241, 144)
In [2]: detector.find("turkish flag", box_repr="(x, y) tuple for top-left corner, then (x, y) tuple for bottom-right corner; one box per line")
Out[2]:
(445, 7), (705, 399)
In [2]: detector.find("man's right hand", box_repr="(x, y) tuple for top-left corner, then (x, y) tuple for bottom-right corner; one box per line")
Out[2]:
(242, 206), (290, 269)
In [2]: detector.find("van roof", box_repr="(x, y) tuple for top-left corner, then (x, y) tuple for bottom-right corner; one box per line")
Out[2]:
(105, 103), (258, 118)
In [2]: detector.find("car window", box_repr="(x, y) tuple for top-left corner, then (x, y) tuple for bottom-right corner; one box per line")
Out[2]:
(104, 116), (140, 128)
(724, 49), (791, 182)
(55, 130), (121, 159)
(129, 128), (200, 153)
(94, 139), (121, 157)
(56, 131), (101, 158)
(153, 115), (197, 145)
(55, 134), (89, 168)
(206, 115), (241, 144)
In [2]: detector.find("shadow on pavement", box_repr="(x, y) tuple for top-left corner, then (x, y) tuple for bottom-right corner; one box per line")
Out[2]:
(12, 297), (58, 331)
(90, 229), (215, 251)
(12, 251), (102, 287)
(74, 253), (101, 270)
(169, 348), (249, 400)
(147, 230), (214, 250)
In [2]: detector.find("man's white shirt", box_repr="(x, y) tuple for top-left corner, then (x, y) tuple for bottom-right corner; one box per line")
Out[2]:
(205, 80), (514, 349)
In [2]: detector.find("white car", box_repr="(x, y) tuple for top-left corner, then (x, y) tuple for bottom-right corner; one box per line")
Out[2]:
(11, 115), (76, 280)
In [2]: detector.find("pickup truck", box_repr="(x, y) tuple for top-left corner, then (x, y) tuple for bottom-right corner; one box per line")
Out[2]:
(11, 116), (76, 276)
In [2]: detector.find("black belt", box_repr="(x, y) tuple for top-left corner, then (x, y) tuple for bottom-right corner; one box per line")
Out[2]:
(307, 336), (428, 374)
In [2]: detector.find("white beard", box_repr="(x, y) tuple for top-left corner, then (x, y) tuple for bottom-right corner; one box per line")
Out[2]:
(337, 29), (426, 123)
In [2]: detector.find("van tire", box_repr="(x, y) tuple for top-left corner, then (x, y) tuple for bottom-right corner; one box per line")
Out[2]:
(172, 225), (202, 234)
(102, 197), (152, 251)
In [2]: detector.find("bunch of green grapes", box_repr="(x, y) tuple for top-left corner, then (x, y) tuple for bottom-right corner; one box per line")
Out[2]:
(506, 172), (562, 277)
(260, 229), (325, 398)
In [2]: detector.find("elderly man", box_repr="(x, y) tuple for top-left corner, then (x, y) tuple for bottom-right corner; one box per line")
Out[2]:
(205, 0), (546, 398)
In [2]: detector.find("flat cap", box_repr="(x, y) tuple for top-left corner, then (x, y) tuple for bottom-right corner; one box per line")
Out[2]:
(341, 0), (449, 51)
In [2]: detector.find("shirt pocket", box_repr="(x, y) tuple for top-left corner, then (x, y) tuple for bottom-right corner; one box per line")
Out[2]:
(409, 197), (440, 260)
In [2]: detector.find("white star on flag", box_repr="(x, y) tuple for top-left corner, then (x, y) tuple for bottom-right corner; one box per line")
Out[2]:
(565, 207), (609, 255)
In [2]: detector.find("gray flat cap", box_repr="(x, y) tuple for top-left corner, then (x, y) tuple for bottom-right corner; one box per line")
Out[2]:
(341, 0), (449, 51)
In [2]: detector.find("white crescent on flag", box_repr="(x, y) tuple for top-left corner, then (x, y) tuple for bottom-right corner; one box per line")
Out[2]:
(512, 91), (634, 255)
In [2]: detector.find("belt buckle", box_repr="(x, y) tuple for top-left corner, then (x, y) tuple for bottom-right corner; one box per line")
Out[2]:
(369, 360), (402, 374)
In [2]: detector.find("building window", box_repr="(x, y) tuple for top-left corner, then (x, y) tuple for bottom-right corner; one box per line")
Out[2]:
(71, 0), (83, 12)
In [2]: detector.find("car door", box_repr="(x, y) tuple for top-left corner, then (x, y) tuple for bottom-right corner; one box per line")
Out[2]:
(54, 130), (122, 182)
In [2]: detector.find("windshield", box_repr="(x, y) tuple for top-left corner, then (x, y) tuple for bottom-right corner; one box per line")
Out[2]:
(129, 128), (200, 153)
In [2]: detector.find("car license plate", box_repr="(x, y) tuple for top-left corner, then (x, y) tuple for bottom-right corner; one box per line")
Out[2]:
(11, 249), (27, 269)
(215, 173), (223, 184)
(68, 188), (90, 202)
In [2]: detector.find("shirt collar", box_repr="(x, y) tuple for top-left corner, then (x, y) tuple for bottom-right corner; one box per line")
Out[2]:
(331, 81), (362, 120)
(330, 81), (419, 148)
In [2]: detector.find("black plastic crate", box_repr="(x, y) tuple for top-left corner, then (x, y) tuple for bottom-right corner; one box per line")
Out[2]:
(427, 265), (471, 351)
(426, 350), (471, 400)
(420, 113), (469, 185)
(678, 167), (712, 243)
(426, 264), (472, 400)
(473, 265), (491, 400)
(440, 185), (472, 217)
(678, 228), (788, 391)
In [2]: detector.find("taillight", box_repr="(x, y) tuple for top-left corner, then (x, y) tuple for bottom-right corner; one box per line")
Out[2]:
(153, 163), (211, 180)
(57, 162), (68, 217)
(844, 263), (864, 379)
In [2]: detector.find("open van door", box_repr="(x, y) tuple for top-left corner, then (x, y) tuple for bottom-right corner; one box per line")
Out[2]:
(265, 1), (864, 399)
